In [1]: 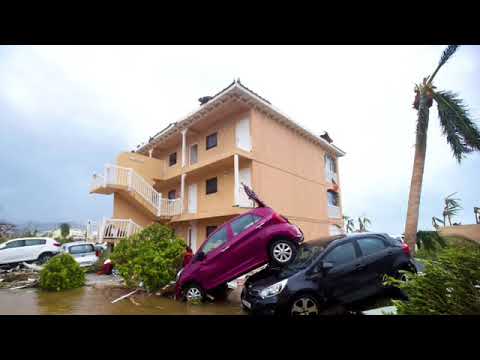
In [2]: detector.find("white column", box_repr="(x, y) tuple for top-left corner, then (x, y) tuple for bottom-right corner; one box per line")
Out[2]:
(181, 173), (186, 213)
(234, 154), (239, 206)
(181, 128), (188, 168)
(148, 149), (153, 158)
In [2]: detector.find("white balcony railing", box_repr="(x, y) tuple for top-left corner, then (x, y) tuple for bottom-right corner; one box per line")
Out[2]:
(325, 169), (338, 183)
(328, 205), (341, 219)
(91, 164), (182, 217)
(99, 218), (142, 242)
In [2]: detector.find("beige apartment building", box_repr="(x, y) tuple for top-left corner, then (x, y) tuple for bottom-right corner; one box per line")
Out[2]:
(90, 80), (345, 250)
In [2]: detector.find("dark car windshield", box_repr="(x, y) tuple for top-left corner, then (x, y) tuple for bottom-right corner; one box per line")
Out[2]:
(280, 244), (324, 275)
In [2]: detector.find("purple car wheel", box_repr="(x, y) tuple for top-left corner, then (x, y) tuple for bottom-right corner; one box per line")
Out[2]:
(270, 239), (297, 266)
(184, 284), (205, 302)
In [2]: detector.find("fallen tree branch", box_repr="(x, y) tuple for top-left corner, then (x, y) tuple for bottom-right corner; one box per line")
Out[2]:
(111, 289), (139, 304)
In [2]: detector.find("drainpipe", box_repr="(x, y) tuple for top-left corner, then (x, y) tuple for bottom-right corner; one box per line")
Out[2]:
(181, 128), (188, 168)
(234, 154), (239, 206)
(180, 173), (186, 214)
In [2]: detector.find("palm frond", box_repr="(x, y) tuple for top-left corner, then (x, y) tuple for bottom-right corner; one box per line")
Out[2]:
(432, 90), (480, 162)
(439, 45), (459, 68)
(428, 45), (460, 83)
(432, 217), (445, 225)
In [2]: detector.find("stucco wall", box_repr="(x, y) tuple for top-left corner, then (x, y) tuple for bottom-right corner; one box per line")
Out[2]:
(112, 193), (155, 228)
(439, 224), (480, 244)
(116, 152), (164, 184)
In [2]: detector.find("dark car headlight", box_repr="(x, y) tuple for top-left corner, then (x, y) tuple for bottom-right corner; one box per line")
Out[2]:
(259, 279), (288, 299)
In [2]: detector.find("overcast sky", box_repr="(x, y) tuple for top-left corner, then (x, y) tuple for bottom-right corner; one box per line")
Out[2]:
(0, 45), (479, 233)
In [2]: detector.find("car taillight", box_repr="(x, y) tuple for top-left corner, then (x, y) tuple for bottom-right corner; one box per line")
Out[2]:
(53, 242), (61, 247)
(95, 250), (100, 257)
(402, 242), (411, 256)
(273, 212), (287, 223)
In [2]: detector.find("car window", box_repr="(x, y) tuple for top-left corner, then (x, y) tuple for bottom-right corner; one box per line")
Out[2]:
(25, 239), (46, 246)
(68, 244), (95, 254)
(231, 214), (263, 236)
(202, 227), (229, 255)
(324, 242), (356, 266)
(357, 237), (387, 257)
(5, 240), (26, 249)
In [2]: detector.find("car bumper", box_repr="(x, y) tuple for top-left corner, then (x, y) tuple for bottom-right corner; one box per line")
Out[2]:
(241, 288), (288, 316)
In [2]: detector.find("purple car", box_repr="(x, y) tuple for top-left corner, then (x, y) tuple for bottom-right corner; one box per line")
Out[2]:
(176, 184), (304, 302)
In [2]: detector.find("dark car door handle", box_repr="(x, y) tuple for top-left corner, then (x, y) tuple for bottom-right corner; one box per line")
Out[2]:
(355, 264), (366, 271)
(387, 250), (394, 256)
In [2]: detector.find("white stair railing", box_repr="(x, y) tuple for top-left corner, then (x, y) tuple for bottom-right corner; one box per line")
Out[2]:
(92, 164), (182, 217)
(101, 218), (142, 240)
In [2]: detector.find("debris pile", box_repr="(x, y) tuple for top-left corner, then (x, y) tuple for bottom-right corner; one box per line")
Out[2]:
(0, 263), (41, 290)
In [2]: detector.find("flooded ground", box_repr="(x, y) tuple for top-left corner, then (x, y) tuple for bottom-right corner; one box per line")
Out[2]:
(0, 286), (246, 315)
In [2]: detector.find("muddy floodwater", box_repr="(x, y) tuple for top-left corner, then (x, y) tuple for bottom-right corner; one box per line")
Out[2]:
(0, 286), (246, 315)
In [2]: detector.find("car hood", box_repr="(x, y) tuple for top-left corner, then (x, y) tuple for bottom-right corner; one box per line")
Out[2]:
(245, 267), (293, 290)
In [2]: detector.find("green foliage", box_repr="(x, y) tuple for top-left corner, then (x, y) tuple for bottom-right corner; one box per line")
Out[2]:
(39, 253), (85, 292)
(110, 224), (185, 292)
(416, 231), (447, 252)
(387, 241), (480, 315)
(60, 223), (70, 239)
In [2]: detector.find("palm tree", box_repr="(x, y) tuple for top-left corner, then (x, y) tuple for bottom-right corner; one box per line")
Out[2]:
(442, 192), (462, 226)
(343, 216), (355, 233)
(404, 45), (480, 254)
(431, 216), (444, 230)
(357, 216), (371, 232)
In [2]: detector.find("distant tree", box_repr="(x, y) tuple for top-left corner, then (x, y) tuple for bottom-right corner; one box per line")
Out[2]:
(432, 216), (445, 230)
(22, 228), (38, 237)
(0, 222), (16, 242)
(60, 223), (70, 239)
(343, 216), (355, 233)
(357, 216), (371, 232)
(442, 193), (462, 226)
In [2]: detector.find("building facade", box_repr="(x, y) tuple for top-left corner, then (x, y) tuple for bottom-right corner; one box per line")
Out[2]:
(90, 80), (345, 250)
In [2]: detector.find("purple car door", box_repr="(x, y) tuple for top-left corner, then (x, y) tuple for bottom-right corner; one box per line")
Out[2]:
(198, 225), (233, 289)
(222, 213), (265, 279)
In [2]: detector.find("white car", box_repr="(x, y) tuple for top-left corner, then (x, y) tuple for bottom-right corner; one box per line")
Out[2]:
(0, 237), (61, 266)
(61, 241), (99, 268)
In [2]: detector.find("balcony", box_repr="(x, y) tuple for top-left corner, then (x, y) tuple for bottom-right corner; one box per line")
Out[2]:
(99, 218), (143, 242)
(325, 168), (338, 184)
(328, 205), (341, 219)
(91, 164), (182, 218)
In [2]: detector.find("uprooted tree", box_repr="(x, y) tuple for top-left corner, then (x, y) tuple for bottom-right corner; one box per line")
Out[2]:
(110, 223), (186, 292)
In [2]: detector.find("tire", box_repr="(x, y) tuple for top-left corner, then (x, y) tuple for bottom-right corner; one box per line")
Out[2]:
(269, 239), (297, 266)
(37, 253), (53, 265)
(183, 283), (205, 303)
(289, 294), (321, 316)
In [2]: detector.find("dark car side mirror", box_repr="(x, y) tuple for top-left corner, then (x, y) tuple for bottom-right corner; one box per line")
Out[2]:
(194, 251), (205, 262)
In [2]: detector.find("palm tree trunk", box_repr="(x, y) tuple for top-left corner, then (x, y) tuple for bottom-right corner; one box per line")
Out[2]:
(404, 94), (430, 255)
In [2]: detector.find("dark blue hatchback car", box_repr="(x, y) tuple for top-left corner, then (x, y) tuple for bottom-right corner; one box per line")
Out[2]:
(241, 232), (416, 316)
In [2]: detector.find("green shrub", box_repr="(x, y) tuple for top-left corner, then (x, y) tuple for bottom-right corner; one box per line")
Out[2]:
(388, 241), (480, 315)
(39, 253), (85, 291)
(110, 224), (185, 292)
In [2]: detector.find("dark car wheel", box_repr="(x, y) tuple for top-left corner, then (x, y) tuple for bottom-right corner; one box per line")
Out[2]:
(183, 284), (205, 303)
(289, 295), (321, 316)
(37, 253), (53, 265)
(269, 239), (297, 266)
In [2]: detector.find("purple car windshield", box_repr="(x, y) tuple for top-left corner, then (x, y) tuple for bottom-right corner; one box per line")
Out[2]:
(241, 183), (266, 207)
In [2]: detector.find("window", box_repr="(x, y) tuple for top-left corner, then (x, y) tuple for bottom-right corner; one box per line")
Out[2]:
(68, 244), (95, 255)
(190, 144), (198, 165)
(206, 132), (218, 150)
(206, 226), (217, 237)
(325, 154), (337, 173)
(25, 239), (46, 246)
(206, 177), (217, 194)
(324, 242), (356, 266)
(202, 227), (228, 254)
(169, 152), (177, 166)
(231, 214), (263, 236)
(168, 190), (176, 200)
(5, 240), (26, 249)
(357, 237), (387, 257)
(327, 190), (339, 207)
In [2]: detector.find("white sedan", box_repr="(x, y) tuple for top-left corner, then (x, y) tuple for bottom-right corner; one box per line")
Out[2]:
(61, 242), (99, 268)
